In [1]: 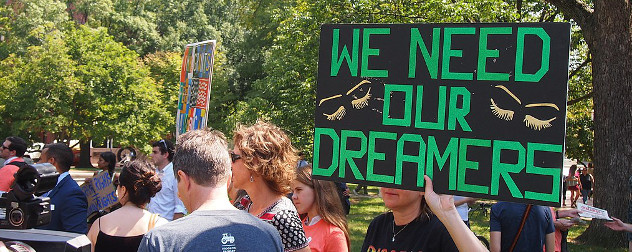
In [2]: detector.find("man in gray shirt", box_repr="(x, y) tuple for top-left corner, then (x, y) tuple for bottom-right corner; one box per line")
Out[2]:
(138, 129), (283, 252)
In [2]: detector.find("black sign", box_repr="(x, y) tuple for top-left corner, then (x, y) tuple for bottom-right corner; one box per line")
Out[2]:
(313, 23), (570, 207)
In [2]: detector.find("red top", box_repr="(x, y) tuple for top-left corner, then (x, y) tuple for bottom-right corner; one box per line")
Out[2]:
(302, 218), (348, 252)
(0, 157), (24, 192)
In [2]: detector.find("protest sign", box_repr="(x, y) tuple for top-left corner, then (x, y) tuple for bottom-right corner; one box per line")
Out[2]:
(80, 172), (118, 215)
(313, 23), (570, 206)
(176, 40), (217, 137)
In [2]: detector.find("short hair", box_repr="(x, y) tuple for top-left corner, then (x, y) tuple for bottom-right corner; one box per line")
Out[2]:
(100, 151), (117, 177)
(6, 136), (27, 157)
(233, 121), (298, 195)
(43, 143), (74, 172)
(118, 160), (161, 207)
(174, 129), (231, 187)
(152, 139), (174, 162)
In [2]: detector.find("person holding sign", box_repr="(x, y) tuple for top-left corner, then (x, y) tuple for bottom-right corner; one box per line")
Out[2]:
(86, 151), (117, 185)
(87, 160), (167, 252)
(361, 176), (486, 252)
(291, 165), (350, 252)
(232, 121), (310, 252)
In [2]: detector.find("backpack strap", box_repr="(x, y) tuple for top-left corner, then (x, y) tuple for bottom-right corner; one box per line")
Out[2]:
(509, 204), (533, 252)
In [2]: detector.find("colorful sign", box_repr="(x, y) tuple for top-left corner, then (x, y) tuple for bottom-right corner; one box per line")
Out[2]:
(313, 23), (570, 206)
(176, 40), (217, 137)
(80, 172), (118, 215)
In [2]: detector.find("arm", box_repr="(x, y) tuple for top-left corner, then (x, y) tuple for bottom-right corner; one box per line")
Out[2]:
(558, 209), (579, 218)
(87, 218), (99, 252)
(62, 188), (89, 234)
(489, 232), (501, 252)
(423, 176), (488, 252)
(544, 232), (555, 252)
(604, 217), (632, 232)
(454, 197), (476, 207)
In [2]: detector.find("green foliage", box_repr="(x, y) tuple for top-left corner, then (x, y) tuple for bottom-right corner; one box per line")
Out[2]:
(0, 23), (168, 148)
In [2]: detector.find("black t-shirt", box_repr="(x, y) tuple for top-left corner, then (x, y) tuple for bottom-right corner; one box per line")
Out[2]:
(579, 174), (592, 190)
(361, 212), (458, 252)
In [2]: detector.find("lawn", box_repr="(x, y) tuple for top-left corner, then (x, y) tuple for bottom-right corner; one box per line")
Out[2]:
(346, 185), (627, 252)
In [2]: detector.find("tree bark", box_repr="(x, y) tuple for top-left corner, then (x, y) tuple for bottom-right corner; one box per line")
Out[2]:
(78, 140), (94, 168)
(546, 0), (632, 247)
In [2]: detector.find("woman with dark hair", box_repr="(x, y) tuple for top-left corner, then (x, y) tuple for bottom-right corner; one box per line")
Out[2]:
(87, 160), (167, 252)
(232, 121), (310, 252)
(97, 151), (117, 179)
(291, 165), (349, 252)
(362, 175), (487, 252)
(86, 151), (118, 185)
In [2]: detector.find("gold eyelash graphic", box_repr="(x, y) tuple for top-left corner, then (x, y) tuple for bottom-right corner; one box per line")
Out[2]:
(351, 87), (371, 109)
(523, 115), (556, 131)
(490, 98), (514, 121)
(346, 80), (371, 95)
(494, 85), (522, 104)
(324, 106), (346, 120)
(525, 103), (560, 111)
(319, 94), (342, 106)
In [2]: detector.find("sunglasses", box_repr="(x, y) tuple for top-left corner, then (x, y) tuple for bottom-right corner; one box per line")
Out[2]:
(1, 145), (9, 150)
(229, 151), (241, 163)
(159, 140), (171, 151)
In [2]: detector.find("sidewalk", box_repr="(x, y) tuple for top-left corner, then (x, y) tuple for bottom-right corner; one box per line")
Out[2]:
(561, 189), (593, 208)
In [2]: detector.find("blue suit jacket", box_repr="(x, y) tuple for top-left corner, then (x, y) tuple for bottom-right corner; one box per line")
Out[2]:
(39, 174), (88, 234)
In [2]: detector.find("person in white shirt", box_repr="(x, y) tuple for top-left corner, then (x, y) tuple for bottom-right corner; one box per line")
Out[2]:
(147, 139), (186, 220)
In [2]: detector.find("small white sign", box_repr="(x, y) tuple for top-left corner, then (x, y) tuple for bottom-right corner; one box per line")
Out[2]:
(577, 203), (612, 220)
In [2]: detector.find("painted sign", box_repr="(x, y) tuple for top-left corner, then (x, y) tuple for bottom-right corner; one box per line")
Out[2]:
(80, 172), (118, 215)
(313, 23), (570, 206)
(176, 40), (217, 137)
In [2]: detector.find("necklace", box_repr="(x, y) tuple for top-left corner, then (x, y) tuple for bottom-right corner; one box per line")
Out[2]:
(392, 219), (411, 242)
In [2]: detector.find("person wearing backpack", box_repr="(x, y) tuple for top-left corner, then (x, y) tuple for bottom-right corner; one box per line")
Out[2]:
(0, 136), (28, 192)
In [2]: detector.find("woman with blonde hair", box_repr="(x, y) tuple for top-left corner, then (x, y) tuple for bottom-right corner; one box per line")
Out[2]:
(232, 121), (310, 252)
(292, 165), (349, 252)
(87, 160), (167, 252)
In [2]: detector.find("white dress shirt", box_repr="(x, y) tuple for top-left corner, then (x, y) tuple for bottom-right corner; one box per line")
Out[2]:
(147, 162), (187, 220)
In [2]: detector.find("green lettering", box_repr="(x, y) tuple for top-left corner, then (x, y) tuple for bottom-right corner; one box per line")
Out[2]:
(477, 27), (512, 81)
(409, 28), (440, 79)
(458, 138), (490, 194)
(441, 27), (475, 80)
(515, 27), (550, 82)
(367, 131), (396, 183)
(339, 130), (367, 180)
(415, 85), (446, 130)
(447, 87), (472, 131)
(331, 29), (360, 77)
(361, 28), (390, 77)
(426, 136), (458, 190)
(312, 128), (340, 177)
(383, 84), (413, 127)
(524, 143), (562, 202)
(491, 140), (525, 198)
(395, 134), (426, 187)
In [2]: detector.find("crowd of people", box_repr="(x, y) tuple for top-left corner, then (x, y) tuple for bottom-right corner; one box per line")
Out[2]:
(0, 122), (629, 252)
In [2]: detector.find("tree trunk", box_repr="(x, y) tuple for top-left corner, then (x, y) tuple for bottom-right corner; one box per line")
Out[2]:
(576, 0), (632, 247)
(77, 140), (94, 168)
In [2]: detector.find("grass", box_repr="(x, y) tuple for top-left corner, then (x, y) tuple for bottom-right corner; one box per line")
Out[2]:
(346, 185), (627, 252)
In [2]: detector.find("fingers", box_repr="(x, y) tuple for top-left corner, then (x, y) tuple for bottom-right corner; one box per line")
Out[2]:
(424, 175), (433, 193)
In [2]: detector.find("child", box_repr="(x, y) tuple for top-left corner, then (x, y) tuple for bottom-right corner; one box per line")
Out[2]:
(291, 165), (350, 252)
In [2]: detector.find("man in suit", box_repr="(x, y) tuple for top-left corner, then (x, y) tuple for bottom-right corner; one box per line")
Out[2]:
(0, 136), (28, 192)
(37, 143), (88, 234)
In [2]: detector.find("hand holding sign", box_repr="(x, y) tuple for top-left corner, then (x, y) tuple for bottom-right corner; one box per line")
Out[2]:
(604, 217), (632, 233)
